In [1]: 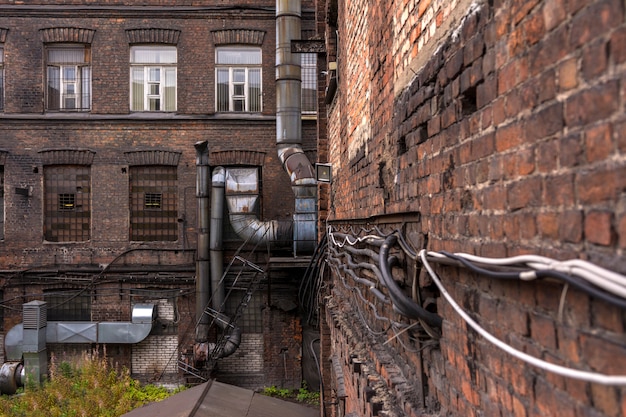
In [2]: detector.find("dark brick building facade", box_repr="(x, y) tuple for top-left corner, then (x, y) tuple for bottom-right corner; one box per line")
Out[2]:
(314, 0), (626, 416)
(0, 0), (318, 390)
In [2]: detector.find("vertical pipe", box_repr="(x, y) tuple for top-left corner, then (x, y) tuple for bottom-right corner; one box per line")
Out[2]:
(210, 167), (226, 313)
(276, 0), (317, 255)
(194, 141), (210, 342)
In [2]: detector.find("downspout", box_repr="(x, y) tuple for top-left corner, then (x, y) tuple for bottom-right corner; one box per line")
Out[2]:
(195, 141), (210, 342)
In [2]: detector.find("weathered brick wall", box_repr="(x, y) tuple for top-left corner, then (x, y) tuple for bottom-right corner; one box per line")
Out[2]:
(0, 3), (317, 391)
(321, 0), (626, 416)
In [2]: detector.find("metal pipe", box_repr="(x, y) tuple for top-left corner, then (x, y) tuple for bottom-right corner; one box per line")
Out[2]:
(195, 140), (210, 342)
(210, 167), (226, 312)
(276, 0), (317, 255)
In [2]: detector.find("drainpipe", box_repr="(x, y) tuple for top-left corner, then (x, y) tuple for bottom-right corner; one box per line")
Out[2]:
(195, 141), (210, 342)
(276, 0), (317, 255)
(210, 166), (226, 312)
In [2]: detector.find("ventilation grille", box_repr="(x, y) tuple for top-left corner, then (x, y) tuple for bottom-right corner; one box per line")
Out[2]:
(23, 302), (47, 330)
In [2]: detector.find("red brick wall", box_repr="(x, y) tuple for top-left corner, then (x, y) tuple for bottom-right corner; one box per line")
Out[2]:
(321, 0), (626, 415)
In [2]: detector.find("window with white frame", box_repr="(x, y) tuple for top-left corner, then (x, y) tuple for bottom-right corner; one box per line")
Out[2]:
(216, 47), (262, 112)
(301, 53), (317, 115)
(130, 45), (177, 112)
(46, 45), (91, 111)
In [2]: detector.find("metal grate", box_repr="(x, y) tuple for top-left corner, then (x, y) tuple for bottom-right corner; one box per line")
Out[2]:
(23, 302), (47, 330)
(130, 165), (178, 241)
(44, 165), (91, 242)
(44, 290), (90, 321)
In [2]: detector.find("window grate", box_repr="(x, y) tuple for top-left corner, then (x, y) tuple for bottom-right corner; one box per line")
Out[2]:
(58, 193), (76, 210)
(130, 166), (178, 241)
(44, 165), (91, 242)
(44, 290), (91, 321)
(301, 53), (318, 114)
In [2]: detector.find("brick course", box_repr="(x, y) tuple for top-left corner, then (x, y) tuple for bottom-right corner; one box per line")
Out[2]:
(319, 0), (626, 416)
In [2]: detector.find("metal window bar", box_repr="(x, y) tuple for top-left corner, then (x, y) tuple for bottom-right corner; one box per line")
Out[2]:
(301, 53), (317, 114)
(130, 165), (178, 242)
(44, 165), (91, 242)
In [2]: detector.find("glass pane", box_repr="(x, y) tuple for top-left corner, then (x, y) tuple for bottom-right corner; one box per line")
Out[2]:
(216, 47), (261, 65)
(131, 46), (177, 64)
(249, 69), (261, 112)
(149, 98), (160, 111)
(48, 47), (85, 64)
(149, 83), (160, 95)
(164, 68), (176, 111)
(233, 84), (244, 96)
(47, 66), (60, 110)
(149, 67), (160, 82)
(81, 67), (91, 109)
(233, 99), (244, 112)
(63, 66), (76, 81)
(233, 69), (245, 83)
(131, 67), (144, 111)
(216, 69), (229, 111)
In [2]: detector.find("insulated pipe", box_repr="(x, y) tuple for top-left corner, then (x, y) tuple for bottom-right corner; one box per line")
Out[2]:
(210, 167), (226, 312)
(195, 141), (210, 342)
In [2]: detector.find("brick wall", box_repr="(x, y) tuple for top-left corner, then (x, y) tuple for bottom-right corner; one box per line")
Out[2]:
(321, 0), (626, 416)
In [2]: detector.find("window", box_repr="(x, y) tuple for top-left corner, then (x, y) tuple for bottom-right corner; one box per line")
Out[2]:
(0, 166), (3, 240)
(0, 46), (4, 111)
(130, 46), (177, 111)
(44, 289), (91, 321)
(44, 165), (91, 242)
(216, 47), (262, 112)
(46, 45), (91, 111)
(129, 165), (178, 241)
(301, 53), (317, 114)
(225, 290), (263, 333)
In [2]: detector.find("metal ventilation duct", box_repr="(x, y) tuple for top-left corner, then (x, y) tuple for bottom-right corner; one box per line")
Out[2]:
(4, 303), (156, 361)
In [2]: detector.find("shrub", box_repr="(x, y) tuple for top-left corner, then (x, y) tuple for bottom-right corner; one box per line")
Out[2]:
(0, 350), (185, 417)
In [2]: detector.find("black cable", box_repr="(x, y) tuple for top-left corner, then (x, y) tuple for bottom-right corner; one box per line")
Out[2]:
(379, 236), (443, 328)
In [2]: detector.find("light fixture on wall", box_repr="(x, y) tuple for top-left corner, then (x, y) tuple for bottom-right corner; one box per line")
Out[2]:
(315, 163), (332, 183)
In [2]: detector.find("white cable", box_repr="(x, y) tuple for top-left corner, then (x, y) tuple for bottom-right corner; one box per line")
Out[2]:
(420, 249), (626, 386)
(436, 251), (626, 298)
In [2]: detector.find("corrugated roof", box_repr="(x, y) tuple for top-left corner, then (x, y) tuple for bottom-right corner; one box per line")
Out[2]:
(122, 380), (319, 417)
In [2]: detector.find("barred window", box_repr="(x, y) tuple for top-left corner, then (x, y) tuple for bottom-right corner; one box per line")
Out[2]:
(130, 46), (177, 112)
(301, 53), (317, 115)
(0, 46), (4, 111)
(216, 47), (262, 112)
(0, 166), (3, 240)
(46, 45), (91, 111)
(129, 165), (178, 241)
(44, 165), (91, 242)
(225, 290), (263, 333)
(44, 289), (91, 321)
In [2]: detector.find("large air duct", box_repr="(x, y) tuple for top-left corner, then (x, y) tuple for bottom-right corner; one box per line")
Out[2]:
(276, 0), (317, 255)
(4, 303), (157, 362)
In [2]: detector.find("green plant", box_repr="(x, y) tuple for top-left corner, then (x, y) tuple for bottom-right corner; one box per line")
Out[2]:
(0, 350), (186, 417)
(261, 383), (320, 406)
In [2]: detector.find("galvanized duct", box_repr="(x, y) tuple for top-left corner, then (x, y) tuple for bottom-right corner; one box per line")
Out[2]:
(193, 312), (242, 362)
(276, 0), (317, 255)
(4, 303), (156, 362)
